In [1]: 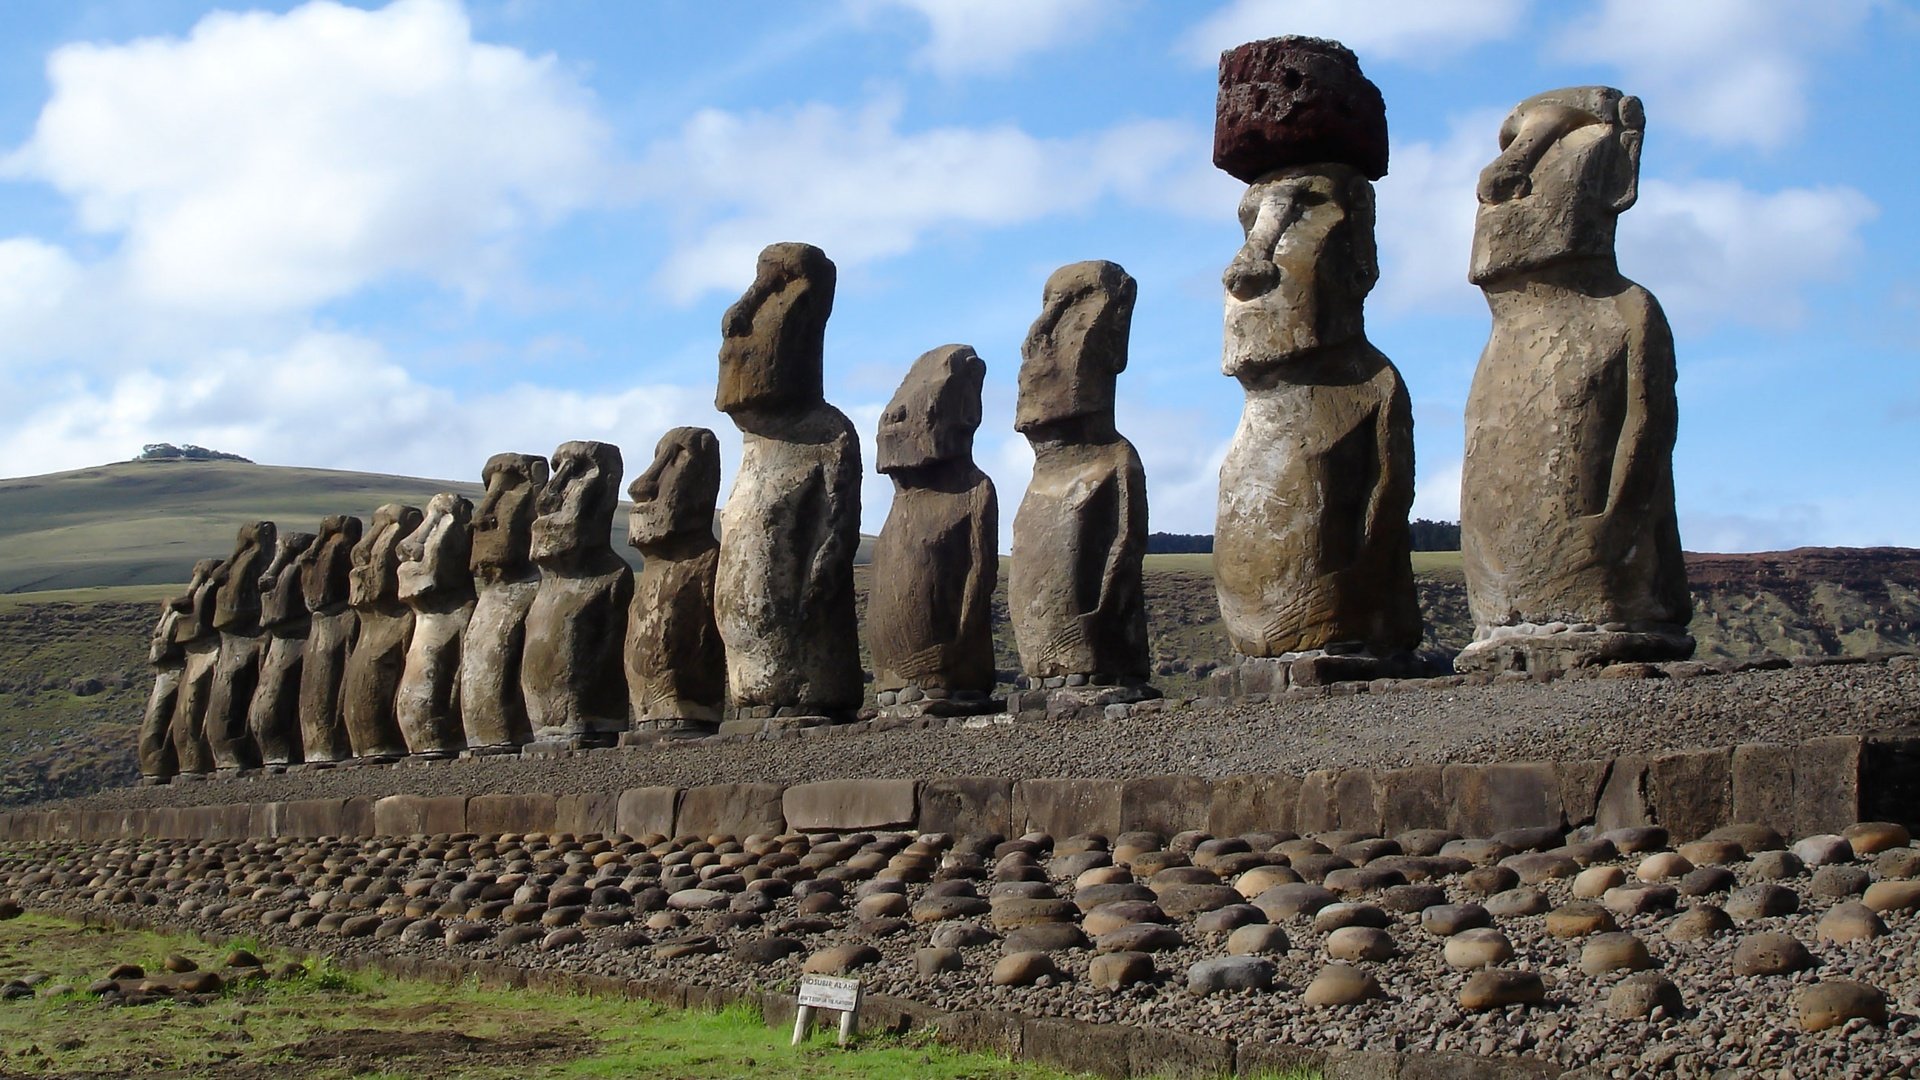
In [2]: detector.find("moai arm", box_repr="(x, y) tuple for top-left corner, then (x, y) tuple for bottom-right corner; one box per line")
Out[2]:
(1094, 454), (1147, 623)
(1604, 290), (1677, 523)
(957, 480), (999, 656)
(802, 433), (861, 618)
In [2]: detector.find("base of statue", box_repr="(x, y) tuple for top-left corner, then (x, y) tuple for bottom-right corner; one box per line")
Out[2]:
(717, 706), (853, 737)
(296, 759), (340, 771)
(873, 685), (1001, 719)
(137, 776), (171, 787)
(261, 764), (289, 774)
(344, 754), (400, 768)
(462, 743), (525, 759)
(1455, 624), (1695, 678)
(174, 772), (208, 783)
(1212, 648), (1438, 697)
(526, 733), (617, 755)
(1003, 679), (1161, 723)
(621, 718), (720, 744)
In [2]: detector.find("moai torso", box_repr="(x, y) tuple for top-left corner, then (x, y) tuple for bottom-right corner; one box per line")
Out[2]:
(248, 530), (315, 766)
(713, 242), (863, 717)
(297, 515), (361, 763)
(341, 503), (421, 759)
(1458, 86), (1690, 671)
(395, 493), (477, 757)
(169, 558), (223, 775)
(205, 521), (274, 771)
(870, 345), (998, 699)
(461, 453), (548, 750)
(138, 586), (193, 780)
(1009, 260), (1150, 682)
(625, 428), (725, 734)
(523, 441), (633, 742)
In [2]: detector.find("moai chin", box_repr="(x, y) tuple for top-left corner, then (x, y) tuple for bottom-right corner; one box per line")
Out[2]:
(1211, 36), (1422, 684)
(870, 344), (999, 713)
(1008, 260), (1152, 691)
(340, 503), (422, 761)
(714, 242), (863, 726)
(138, 583), (194, 782)
(1457, 85), (1692, 676)
(247, 530), (316, 767)
(523, 441), (633, 746)
(625, 427), (725, 737)
(395, 493), (477, 758)
(168, 557), (223, 775)
(297, 515), (361, 764)
(461, 453), (548, 752)
(204, 521), (274, 772)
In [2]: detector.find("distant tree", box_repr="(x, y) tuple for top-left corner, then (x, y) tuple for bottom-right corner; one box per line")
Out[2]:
(1409, 519), (1461, 551)
(1147, 532), (1213, 554)
(134, 443), (253, 463)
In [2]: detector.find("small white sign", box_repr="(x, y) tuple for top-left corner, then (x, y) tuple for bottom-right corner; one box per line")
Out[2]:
(797, 975), (861, 1012)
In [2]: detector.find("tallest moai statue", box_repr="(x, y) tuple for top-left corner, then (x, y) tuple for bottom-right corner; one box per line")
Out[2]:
(1457, 86), (1691, 675)
(1211, 37), (1422, 682)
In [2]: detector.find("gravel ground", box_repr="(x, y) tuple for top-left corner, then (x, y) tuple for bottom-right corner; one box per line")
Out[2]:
(53, 655), (1920, 812)
(3, 819), (1918, 1078)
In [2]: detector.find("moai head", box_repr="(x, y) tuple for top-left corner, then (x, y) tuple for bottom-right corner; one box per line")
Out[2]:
(531, 440), (622, 565)
(1221, 164), (1378, 376)
(174, 557), (223, 644)
(1470, 85), (1644, 285)
(349, 503), (423, 608)
(398, 492), (476, 602)
(258, 531), (317, 630)
(212, 520), (276, 632)
(716, 242), (836, 417)
(1015, 261), (1135, 435)
(627, 427), (721, 552)
(470, 452), (549, 581)
(300, 515), (363, 612)
(878, 344), (986, 474)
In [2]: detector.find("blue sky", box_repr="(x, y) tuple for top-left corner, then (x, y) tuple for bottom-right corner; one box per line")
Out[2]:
(0, 0), (1914, 552)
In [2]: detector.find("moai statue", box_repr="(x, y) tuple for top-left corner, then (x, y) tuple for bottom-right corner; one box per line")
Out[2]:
(340, 503), (422, 761)
(168, 557), (223, 775)
(1210, 37), (1422, 686)
(714, 242), (863, 726)
(204, 521), (274, 771)
(624, 428), (725, 737)
(297, 515), (361, 764)
(1008, 260), (1152, 695)
(1457, 85), (1692, 675)
(137, 578), (199, 782)
(523, 441), (633, 746)
(461, 453), (548, 752)
(248, 530), (316, 767)
(870, 344), (999, 714)
(395, 493), (477, 757)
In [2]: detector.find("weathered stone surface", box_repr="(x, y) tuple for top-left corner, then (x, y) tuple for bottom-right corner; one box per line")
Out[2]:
(1214, 158), (1418, 660)
(248, 530), (315, 766)
(1458, 86), (1691, 674)
(713, 244), (862, 717)
(139, 574), (199, 779)
(395, 493), (476, 757)
(1794, 981), (1888, 1033)
(1607, 971), (1683, 1021)
(1119, 775), (1211, 837)
(296, 516), (361, 763)
(676, 783), (784, 840)
(1208, 773), (1301, 836)
(206, 521), (274, 770)
(524, 442), (633, 742)
(1375, 765), (1446, 836)
(920, 777), (1013, 837)
(625, 428), (725, 734)
(1213, 36), (1387, 183)
(342, 504), (422, 760)
(1015, 778), (1123, 838)
(615, 787), (680, 841)
(1731, 743), (1796, 839)
(1444, 762), (1563, 838)
(466, 794), (556, 835)
(1009, 261), (1150, 682)
(783, 780), (918, 832)
(1648, 748), (1732, 842)
(169, 558), (224, 775)
(1733, 932), (1813, 976)
(373, 795), (466, 837)
(1303, 962), (1382, 1007)
(1186, 955), (1274, 996)
(871, 344), (998, 697)
(1459, 969), (1544, 1011)
(462, 453), (548, 751)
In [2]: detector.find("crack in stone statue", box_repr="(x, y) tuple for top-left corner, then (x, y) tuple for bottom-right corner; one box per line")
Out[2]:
(714, 242), (863, 726)
(1009, 260), (1151, 687)
(297, 515), (361, 765)
(1211, 37), (1421, 679)
(871, 344), (999, 712)
(1457, 85), (1692, 675)
(168, 557), (223, 776)
(341, 503), (422, 761)
(524, 441), (633, 746)
(396, 493), (477, 758)
(461, 453), (548, 753)
(625, 427), (725, 737)
(248, 529), (315, 767)
(205, 521), (274, 772)
(138, 570), (205, 782)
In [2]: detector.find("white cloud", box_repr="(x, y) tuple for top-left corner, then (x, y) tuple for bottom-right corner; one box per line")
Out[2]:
(1549, 0), (1877, 151)
(2, 0), (613, 314)
(1411, 456), (1462, 523)
(1180, 0), (1531, 66)
(635, 95), (1207, 303)
(870, 0), (1112, 76)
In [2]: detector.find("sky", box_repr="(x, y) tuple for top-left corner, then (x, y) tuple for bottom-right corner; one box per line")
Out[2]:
(0, 0), (1915, 553)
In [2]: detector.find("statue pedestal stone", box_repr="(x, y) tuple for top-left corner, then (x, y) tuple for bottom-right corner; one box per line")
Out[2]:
(872, 684), (1000, 720)
(715, 707), (847, 737)
(1002, 678), (1162, 725)
(1218, 649), (1438, 696)
(1455, 625), (1694, 678)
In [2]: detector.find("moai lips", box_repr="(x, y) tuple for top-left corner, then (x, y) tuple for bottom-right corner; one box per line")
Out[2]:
(625, 427), (725, 735)
(523, 441), (633, 745)
(462, 453), (548, 752)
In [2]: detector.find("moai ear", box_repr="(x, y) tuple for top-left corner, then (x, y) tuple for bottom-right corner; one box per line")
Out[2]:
(1610, 95), (1645, 214)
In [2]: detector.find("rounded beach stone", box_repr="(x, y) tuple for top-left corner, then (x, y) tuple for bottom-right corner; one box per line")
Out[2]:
(1862, 879), (1920, 913)
(1443, 928), (1514, 970)
(1186, 955), (1275, 996)
(1458, 969), (1544, 1011)
(1705, 824), (1783, 853)
(1227, 924), (1290, 956)
(804, 943), (881, 975)
(1598, 826), (1668, 854)
(1325, 926), (1396, 962)
(1606, 971), (1684, 1021)
(915, 947), (962, 976)
(855, 893), (909, 921)
(1875, 848), (1920, 878)
(929, 921), (995, 949)
(1155, 884), (1243, 918)
(1253, 883), (1336, 920)
(1842, 821), (1909, 857)
(1636, 852), (1693, 882)
(1573, 865), (1627, 899)
(1677, 839), (1744, 866)
(1794, 980), (1888, 1032)
(1234, 865), (1302, 899)
(1442, 839), (1515, 865)
(1002, 923), (1087, 953)
(1073, 883), (1156, 912)
(1746, 850), (1804, 880)
(1381, 884), (1448, 913)
(1313, 903), (1389, 932)
(1083, 901), (1167, 937)
(990, 897), (1077, 930)
(1545, 902), (1617, 938)
(991, 951), (1058, 987)
(1089, 950), (1155, 991)
(1395, 829), (1460, 856)
(1194, 904), (1266, 937)
(1484, 888), (1550, 918)
(1501, 851), (1580, 884)
(1601, 883), (1677, 916)
(1664, 905), (1733, 942)
(1458, 865), (1520, 896)
(1790, 834), (1853, 867)
(1579, 932), (1654, 975)
(1731, 932), (1813, 976)
(1077, 866), (1133, 889)
(1815, 902), (1887, 944)
(1304, 963), (1383, 1007)
(1421, 903), (1491, 937)
(1811, 864), (1870, 899)
(732, 937), (805, 965)
(1095, 924), (1184, 953)
(1678, 866), (1736, 896)
(1727, 883), (1800, 921)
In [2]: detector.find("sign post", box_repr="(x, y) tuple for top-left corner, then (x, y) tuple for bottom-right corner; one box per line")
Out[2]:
(793, 975), (863, 1047)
